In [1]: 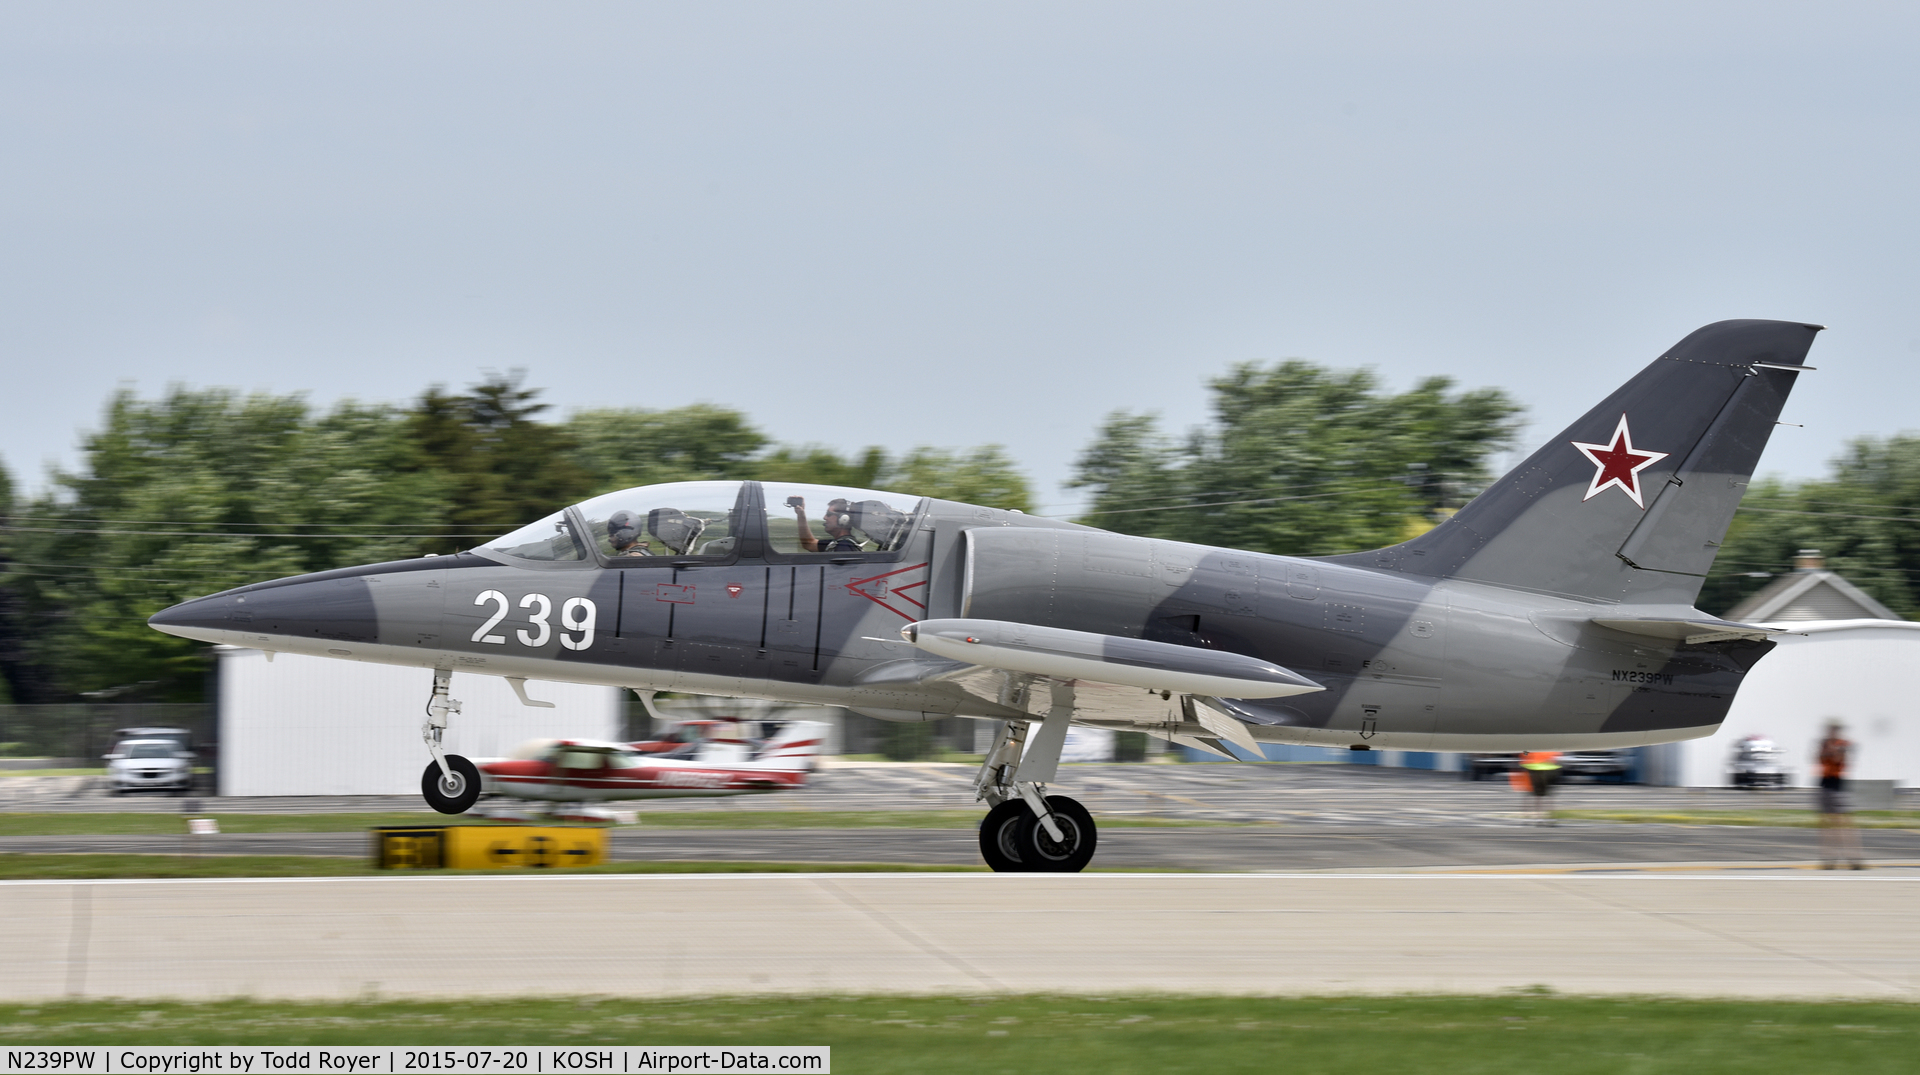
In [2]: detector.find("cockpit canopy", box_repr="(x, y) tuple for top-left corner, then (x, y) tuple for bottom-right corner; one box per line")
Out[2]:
(479, 480), (921, 565)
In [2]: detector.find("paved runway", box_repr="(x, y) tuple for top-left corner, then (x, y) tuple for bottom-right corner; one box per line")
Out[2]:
(5, 872), (1914, 1001)
(6, 824), (1920, 872)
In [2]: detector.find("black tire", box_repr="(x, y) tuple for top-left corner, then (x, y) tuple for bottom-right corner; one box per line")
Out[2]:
(1015, 795), (1098, 873)
(978, 799), (1031, 873)
(422, 755), (482, 814)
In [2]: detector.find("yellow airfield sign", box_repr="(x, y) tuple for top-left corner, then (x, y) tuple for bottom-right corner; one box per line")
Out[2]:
(370, 825), (607, 870)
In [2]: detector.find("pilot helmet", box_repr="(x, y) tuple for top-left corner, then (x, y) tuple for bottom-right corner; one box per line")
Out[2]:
(607, 510), (642, 550)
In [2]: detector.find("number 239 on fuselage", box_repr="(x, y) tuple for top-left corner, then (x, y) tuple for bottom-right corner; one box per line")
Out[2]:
(149, 319), (1824, 871)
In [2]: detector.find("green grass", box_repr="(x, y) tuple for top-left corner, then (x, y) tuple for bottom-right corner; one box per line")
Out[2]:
(0, 995), (1914, 1072)
(0, 854), (377, 879)
(0, 810), (1246, 836)
(1555, 808), (1920, 829)
(0, 813), (514, 836)
(0, 853), (983, 879)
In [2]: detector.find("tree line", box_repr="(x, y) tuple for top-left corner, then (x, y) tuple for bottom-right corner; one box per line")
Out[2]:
(0, 376), (1032, 705)
(3, 361), (1908, 707)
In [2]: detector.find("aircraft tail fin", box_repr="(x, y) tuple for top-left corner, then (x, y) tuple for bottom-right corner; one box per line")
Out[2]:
(1358, 319), (1822, 604)
(749, 720), (829, 770)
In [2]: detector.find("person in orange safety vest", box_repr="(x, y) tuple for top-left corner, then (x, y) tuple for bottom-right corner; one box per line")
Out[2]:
(1816, 720), (1865, 870)
(1514, 750), (1562, 826)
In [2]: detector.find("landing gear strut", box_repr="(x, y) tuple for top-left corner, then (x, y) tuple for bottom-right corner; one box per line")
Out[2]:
(420, 669), (481, 814)
(973, 681), (1098, 872)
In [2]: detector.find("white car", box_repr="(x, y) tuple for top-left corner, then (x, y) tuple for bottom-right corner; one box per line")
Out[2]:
(106, 739), (194, 794)
(1729, 735), (1789, 789)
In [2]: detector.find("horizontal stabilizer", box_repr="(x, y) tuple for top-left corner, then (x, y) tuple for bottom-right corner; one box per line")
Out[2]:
(901, 618), (1324, 700)
(1590, 616), (1780, 645)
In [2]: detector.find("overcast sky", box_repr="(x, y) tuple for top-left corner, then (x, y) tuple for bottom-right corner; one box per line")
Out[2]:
(3, 2), (1916, 516)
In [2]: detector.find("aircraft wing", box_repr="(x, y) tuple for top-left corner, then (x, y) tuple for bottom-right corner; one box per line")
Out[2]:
(902, 618), (1324, 699)
(885, 618), (1324, 758)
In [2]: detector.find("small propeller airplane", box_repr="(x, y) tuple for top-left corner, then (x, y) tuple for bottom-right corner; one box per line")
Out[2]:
(150, 319), (1821, 871)
(474, 720), (827, 822)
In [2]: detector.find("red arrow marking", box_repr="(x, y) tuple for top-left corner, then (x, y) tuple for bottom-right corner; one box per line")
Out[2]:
(846, 562), (930, 620)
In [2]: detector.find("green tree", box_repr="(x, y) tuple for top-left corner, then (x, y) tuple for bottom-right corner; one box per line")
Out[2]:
(569, 404), (770, 491)
(0, 458), (21, 704)
(4, 375), (1044, 701)
(1701, 436), (1920, 619)
(7, 388), (447, 700)
(748, 444), (888, 488)
(745, 443), (1034, 512)
(888, 446), (1033, 512)
(408, 374), (594, 553)
(1069, 362), (1521, 555)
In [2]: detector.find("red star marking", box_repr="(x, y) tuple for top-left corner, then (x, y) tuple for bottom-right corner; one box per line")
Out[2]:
(1570, 414), (1669, 508)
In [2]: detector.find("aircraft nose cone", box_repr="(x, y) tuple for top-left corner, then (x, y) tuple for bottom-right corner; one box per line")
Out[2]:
(147, 595), (231, 641)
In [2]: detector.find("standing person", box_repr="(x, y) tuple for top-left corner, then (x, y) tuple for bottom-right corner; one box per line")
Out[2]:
(1816, 720), (1866, 870)
(1518, 750), (1562, 825)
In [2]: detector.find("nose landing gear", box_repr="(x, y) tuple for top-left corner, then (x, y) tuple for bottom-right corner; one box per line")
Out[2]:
(421, 668), (481, 814)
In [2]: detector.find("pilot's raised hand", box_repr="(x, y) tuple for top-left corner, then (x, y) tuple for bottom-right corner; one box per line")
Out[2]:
(786, 495), (822, 550)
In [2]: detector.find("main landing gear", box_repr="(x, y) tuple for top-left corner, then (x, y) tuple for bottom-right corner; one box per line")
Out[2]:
(420, 668), (481, 814)
(974, 682), (1098, 872)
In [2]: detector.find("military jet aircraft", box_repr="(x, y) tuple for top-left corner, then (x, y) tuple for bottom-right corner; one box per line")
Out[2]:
(149, 319), (1820, 872)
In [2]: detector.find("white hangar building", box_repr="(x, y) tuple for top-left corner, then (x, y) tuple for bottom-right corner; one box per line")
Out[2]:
(1642, 551), (1916, 788)
(216, 647), (622, 797)
(1643, 619), (1920, 789)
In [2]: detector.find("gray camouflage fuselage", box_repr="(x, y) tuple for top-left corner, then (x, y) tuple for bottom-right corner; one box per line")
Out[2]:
(149, 319), (1820, 754)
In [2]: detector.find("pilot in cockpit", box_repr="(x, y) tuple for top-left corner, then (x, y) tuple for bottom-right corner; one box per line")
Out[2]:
(787, 496), (865, 553)
(607, 511), (652, 556)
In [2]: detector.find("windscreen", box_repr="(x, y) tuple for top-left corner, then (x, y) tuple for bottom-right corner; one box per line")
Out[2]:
(482, 509), (587, 562)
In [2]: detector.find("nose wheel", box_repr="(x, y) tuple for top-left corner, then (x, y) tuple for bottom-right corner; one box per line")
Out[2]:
(421, 755), (482, 814)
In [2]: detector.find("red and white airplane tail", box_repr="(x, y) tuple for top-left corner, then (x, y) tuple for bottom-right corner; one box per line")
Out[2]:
(748, 720), (829, 771)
